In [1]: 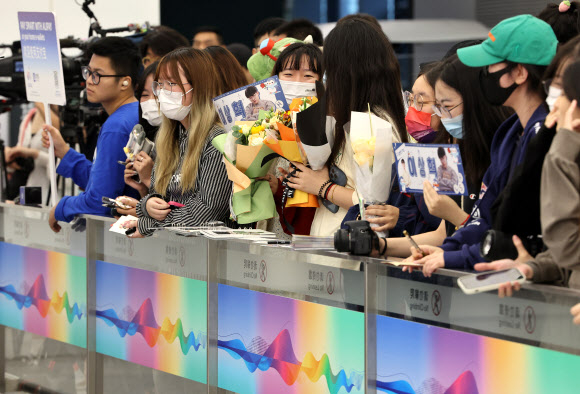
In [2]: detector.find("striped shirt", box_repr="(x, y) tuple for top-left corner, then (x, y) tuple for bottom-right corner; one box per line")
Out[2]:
(137, 123), (232, 236)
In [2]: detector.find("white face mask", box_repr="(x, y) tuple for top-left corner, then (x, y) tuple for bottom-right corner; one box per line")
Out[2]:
(279, 80), (317, 103)
(158, 88), (193, 121)
(140, 99), (162, 126)
(546, 85), (562, 112)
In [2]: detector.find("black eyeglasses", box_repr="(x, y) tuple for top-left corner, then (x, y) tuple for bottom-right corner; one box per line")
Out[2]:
(81, 66), (127, 85)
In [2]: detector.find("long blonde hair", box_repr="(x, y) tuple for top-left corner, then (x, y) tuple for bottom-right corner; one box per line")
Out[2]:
(153, 48), (220, 196)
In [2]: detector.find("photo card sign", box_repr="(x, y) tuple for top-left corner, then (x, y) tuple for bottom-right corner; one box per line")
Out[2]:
(393, 143), (468, 196)
(213, 76), (288, 131)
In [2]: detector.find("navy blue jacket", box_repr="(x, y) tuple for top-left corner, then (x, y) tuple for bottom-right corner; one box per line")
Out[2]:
(55, 102), (139, 222)
(441, 105), (548, 269)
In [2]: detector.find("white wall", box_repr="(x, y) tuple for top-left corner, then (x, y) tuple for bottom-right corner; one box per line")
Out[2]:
(1, 0), (160, 45)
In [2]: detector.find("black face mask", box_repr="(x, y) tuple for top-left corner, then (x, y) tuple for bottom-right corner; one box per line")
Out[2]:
(480, 65), (518, 106)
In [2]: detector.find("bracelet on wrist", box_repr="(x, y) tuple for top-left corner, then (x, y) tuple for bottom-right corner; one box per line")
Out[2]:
(318, 180), (332, 199)
(324, 183), (335, 200)
(330, 183), (338, 202)
(379, 237), (388, 256)
(455, 214), (470, 230)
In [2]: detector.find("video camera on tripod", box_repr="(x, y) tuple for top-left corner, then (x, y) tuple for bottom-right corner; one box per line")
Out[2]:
(0, 0), (150, 153)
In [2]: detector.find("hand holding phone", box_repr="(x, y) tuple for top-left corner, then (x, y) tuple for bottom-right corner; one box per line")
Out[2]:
(457, 268), (526, 295)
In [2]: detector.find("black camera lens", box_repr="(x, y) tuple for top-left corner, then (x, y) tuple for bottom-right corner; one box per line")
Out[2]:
(334, 229), (351, 252)
(480, 230), (518, 261)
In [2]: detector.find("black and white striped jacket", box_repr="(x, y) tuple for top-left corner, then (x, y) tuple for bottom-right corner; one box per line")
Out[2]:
(137, 123), (232, 236)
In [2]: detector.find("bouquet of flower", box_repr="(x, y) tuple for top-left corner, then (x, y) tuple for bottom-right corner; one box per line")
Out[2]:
(213, 114), (282, 224)
(262, 97), (321, 208)
(349, 108), (393, 235)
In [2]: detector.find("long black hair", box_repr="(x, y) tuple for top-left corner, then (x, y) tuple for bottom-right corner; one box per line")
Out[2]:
(438, 55), (513, 186)
(271, 42), (323, 80)
(544, 35), (580, 81)
(323, 18), (407, 166)
(538, 1), (580, 44)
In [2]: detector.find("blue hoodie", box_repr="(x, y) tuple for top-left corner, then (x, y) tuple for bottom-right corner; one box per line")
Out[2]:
(441, 104), (548, 269)
(54, 102), (139, 222)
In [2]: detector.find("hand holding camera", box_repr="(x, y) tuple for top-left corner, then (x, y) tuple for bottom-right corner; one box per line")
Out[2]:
(334, 220), (380, 256)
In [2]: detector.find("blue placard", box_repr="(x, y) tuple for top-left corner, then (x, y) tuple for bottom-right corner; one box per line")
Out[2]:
(212, 76), (288, 130)
(18, 12), (66, 106)
(393, 143), (468, 196)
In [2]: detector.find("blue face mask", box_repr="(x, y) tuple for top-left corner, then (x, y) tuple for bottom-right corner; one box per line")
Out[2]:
(441, 114), (464, 139)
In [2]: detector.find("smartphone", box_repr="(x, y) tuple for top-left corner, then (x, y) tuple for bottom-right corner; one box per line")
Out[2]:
(457, 268), (526, 295)
(168, 201), (185, 210)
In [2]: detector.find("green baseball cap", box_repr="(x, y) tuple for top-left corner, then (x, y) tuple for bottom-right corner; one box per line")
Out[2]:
(457, 14), (557, 67)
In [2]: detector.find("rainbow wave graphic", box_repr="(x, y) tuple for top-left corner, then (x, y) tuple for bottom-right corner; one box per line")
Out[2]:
(96, 297), (206, 355)
(217, 284), (364, 393)
(95, 260), (207, 383)
(376, 315), (580, 394)
(219, 328), (362, 394)
(0, 242), (87, 348)
(376, 370), (478, 394)
(0, 274), (83, 323)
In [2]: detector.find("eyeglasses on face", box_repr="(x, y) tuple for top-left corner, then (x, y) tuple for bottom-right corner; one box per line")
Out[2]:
(81, 66), (127, 85)
(433, 102), (463, 119)
(404, 91), (436, 112)
(151, 81), (191, 98)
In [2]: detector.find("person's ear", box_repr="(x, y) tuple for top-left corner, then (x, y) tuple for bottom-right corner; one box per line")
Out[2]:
(512, 64), (529, 85)
(120, 77), (132, 90)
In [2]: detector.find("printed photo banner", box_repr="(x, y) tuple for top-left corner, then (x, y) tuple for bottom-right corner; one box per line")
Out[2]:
(213, 76), (289, 131)
(95, 261), (207, 383)
(393, 143), (468, 196)
(218, 284), (365, 394)
(0, 242), (86, 348)
(376, 315), (580, 393)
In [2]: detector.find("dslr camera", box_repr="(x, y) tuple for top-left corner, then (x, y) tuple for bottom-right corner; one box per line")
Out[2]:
(480, 230), (545, 261)
(334, 220), (379, 256)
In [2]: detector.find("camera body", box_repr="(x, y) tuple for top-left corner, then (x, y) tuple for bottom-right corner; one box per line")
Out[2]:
(480, 230), (545, 261)
(334, 220), (379, 256)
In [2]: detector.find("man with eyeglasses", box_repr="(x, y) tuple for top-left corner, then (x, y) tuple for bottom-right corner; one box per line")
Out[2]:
(42, 37), (140, 233)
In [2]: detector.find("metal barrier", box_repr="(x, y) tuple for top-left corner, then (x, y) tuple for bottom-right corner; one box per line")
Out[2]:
(1, 203), (579, 394)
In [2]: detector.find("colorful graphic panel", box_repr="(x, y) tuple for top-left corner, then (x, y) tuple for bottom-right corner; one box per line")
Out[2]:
(218, 284), (364, 394)
(0, 241), (86, 348)
(95, 261), (207, 383)
(376, 315), (580, 394)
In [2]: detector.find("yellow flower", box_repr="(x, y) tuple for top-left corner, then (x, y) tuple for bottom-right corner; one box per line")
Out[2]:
(251, 126), (261, 135)
(248, 133), (265, 146)
(351, 137), (376, 166)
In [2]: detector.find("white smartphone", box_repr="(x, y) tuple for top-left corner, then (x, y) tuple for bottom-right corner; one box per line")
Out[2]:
(457, 268), (526, 295)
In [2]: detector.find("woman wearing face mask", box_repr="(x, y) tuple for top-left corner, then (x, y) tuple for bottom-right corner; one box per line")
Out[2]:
(260, 43), (323, 236)
(119, 62), (160, 207)
(404, 63), (447, 144)
(285, 19), (407, 237)
(421, 55), (512, 229)
(475, 61), (580, 307)
(372, 51), (511, 257)
(406, 15), (558, 276)
(124, 47), (232, 237)
(488, 35), (580, 253)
